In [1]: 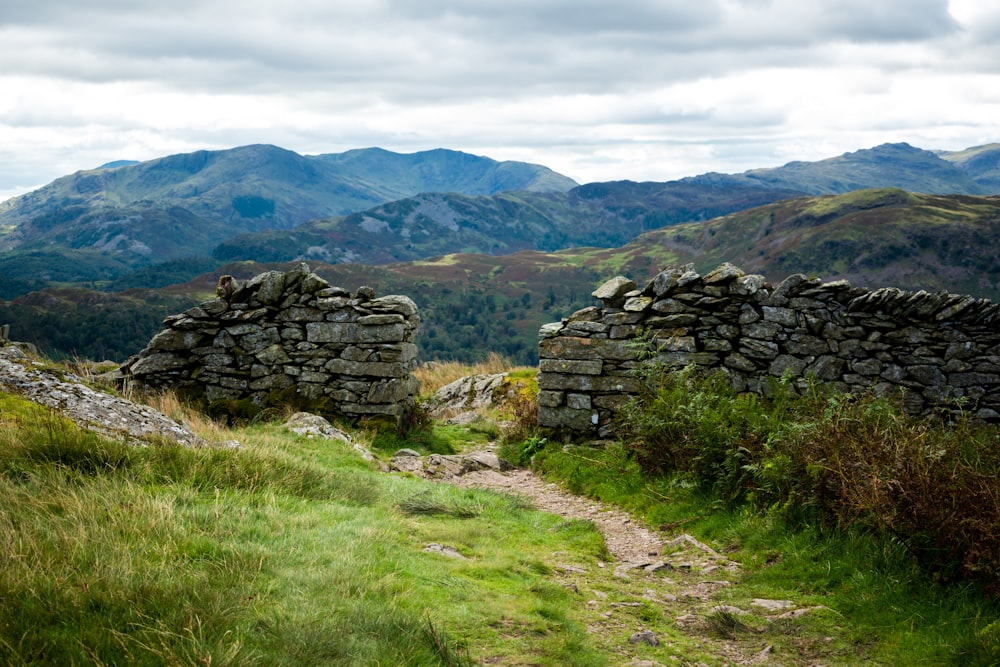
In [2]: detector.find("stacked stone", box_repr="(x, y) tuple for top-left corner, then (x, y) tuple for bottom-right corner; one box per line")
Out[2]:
(122, 263), (420, 424)
(539, 262), (1000, 435)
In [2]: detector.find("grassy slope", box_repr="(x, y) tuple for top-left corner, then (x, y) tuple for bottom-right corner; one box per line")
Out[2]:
(623, 188), (1000, 299)
(5, 357), (1000, 666)
(0, 391), (615, 666)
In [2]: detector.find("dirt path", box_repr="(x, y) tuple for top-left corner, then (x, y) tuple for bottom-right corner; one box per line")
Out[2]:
(390, 451), (805, 666)
(456, 467), (685, 566)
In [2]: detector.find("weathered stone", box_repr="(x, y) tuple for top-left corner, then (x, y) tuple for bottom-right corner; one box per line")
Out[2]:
(592, 276), (637, 307)
(316, 296), (351, 311)
(739, 304), (761, 324)
(537, 390), (564, 408)
(538, 373), (642, 394)
(806, 355), (845, 381)
(623, 296), (654, 312)
(762, 306), (798, 327)
(378, 343), (418, 363)
(770, 355), (808, 377)
(306, 321), (405, 344)
(539, 322), (564, 338)
(146, 329), (204, 351)
(702, 262), (744, 284)
(367, 294), (418, 317)
(538, 406), (597, 431)
(766, 273), (810, 306)
(359, 313), (405, 325)
(129, 352), (188, 374)
(740, 339), (780, 360)
(743, 321), (782, 340)
(730, 273), (767, 296)
(255, 343), (291, 365)
(324, 359), (412, 378)
(275, 306), (324, 322)
(539, 359), (604, 375)
(650, 265), (693, 296)
(609, 325), (638, 339)
(850, 358), (883, 376)
(565, 321), (610, 335)
(568, 306), (602, 322)
(724, 352), (759, 372)
(201, 298), (229, 316)
(566, 393), (592, 410)
(604, 311), (644, 325)
(122, 267), (421, 426)
(702, 338), (732, 352)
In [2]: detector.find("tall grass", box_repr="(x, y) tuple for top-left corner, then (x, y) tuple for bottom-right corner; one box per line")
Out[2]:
(414, 352), (522, 395)
(0, 391), (611, 666)
(616, 365), (1000, 591)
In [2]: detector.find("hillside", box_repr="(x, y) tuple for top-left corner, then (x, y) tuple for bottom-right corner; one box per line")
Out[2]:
(5, 189), (1000, 365)
(634, 188), (1000, 297)
(0, 145), (576, 269)
(3, 141), (999, 292)
(726, 142), (988, 195)
(937, 143), (1000, 191)
(211, 180), (802, 264)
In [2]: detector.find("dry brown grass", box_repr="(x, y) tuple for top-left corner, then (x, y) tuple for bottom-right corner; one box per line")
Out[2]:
(414, 352), (525, 395)
(136, 389), (235, 444)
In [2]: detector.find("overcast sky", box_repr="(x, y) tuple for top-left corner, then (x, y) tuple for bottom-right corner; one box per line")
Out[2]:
(1, 0), (998, 201)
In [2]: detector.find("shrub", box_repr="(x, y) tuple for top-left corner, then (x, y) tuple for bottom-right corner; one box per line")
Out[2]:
(618, 365), (1000, 591)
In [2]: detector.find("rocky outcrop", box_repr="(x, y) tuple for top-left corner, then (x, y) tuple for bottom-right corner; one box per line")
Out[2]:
(0, 345), (208, 447)
(539, 263), (1000, 435)
(121, 263), (421, 425)
(427, 373), (509, 419)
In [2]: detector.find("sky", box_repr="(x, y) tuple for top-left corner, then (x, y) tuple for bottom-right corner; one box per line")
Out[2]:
(1, 0), (999, 201)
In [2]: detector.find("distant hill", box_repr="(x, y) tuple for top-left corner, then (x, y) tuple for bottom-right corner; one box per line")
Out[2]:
(0, 144), (577, 267)
(210, 141), (1000, 266)
(7, 189), (1000, 364)
(715, 142), (988, 195)
(936, 143), (1000, 192)
(621, 188), (1000, 297)
(211, 179), (802, 264)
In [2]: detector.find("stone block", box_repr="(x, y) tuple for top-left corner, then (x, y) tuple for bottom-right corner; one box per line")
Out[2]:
(537, 390), (564, 408)
(762, 306), (799, 327)
(325, 359), (411, 378)
(538, 406), (596, 431)
(307, 321), (405, 344)
(129, 352), (188, 375)
(540, 358), (604, 375)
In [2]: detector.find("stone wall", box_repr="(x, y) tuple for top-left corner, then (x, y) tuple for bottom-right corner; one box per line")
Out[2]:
(122, 263), (420, 424)
(538, 263), (1000, 436)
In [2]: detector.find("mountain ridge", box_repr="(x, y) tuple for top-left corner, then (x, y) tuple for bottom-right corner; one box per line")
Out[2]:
(0, 144), (577, 262)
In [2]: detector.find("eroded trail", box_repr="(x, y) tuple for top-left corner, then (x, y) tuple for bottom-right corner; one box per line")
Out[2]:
(389, 451), (811, 666)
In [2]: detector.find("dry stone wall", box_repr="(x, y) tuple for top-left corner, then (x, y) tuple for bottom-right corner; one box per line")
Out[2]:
(539, 263), (1000, 436)
(122, 263), (420, 424)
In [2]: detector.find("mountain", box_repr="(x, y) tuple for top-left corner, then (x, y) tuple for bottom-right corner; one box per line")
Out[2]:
(314, 147), (577, 198)
(618, 188), (1000, 298)
(0, 144), (577, 267)
(210, 179), (802, 264)
(936, 143), (1000, 191)
(7, 188), (1000, 365)
(210, 141), (1000, 266)
(720, 142), (987, 195)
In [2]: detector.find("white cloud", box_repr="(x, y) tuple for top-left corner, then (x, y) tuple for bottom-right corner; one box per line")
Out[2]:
(1, 0), (999, 198)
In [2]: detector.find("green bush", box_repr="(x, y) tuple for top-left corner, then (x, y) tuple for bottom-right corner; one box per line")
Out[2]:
(617, 365), (1000, 591)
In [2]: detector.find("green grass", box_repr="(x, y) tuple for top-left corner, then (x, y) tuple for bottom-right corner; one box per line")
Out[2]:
(525, 373), (1000, 666)
(0, 392), (615, 666)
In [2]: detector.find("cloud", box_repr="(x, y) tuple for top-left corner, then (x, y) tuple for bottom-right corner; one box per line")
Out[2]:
(0, 0), (998, 196)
